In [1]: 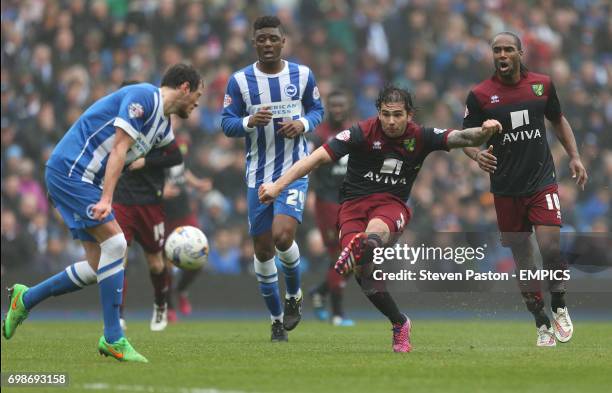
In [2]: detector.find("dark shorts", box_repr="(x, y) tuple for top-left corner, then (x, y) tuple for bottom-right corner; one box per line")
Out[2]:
(337, 193), (411, 248)
(113, 203), (165, 253)
(165, 213), (199, 237)
(494, 184), (562, 246)
(314, 197), (341, 257)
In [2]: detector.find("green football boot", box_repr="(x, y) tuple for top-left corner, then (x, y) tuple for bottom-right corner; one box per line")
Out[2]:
(97, 336), (149, 363)
(2, 284), (30, 339)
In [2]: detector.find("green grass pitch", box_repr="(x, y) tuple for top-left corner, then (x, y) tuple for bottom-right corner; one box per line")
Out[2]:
(1, 320), (611, 393)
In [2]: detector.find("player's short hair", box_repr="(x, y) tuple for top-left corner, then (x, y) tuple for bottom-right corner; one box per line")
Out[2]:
(493, 31), (522, 50)
(253, 15), (283, 35)
(161, 64), (202, 92)
(120, 80), (140, 88)
(376, 84), (414, 114)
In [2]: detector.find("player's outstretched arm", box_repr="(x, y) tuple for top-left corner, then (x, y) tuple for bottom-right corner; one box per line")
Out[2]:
(550, 115), (588, 190)
(92, 127), (135, 220)
(258, 146), (333, 204)
(447, 119), (502, 150)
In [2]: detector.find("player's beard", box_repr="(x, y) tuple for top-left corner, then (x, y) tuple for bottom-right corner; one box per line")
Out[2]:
(177, 108), (190, 119)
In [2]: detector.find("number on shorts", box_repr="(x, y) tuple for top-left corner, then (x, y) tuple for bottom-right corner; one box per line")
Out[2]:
(545, 193), (561, 211)
(286, 189), (305, 209)
(153, 222), (165, 242)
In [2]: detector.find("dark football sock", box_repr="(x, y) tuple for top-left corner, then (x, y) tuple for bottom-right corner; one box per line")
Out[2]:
(355, 275), (405, 325)
(330, 289), (344, 317)
(551, 292), (566, 311)
(367, 233), (384, 248)
(150, 266), (169, 307)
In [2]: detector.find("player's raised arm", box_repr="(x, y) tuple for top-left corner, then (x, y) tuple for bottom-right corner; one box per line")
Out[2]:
(258, 146), (333, 203)
(92, 127), (135, 220)
(447, 119), (503, 149)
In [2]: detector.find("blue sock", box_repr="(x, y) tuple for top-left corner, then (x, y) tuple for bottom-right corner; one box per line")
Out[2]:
(280, 258), (301, 297)
(259, 281), (283, 318)
(98, 262), (124, 343)
(277, 242), (301, 298)
(22, 267), (87, 310)
(254, 256), (283, 319)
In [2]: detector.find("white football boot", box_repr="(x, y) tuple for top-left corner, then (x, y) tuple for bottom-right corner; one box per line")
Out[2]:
(552, 307), (573, 343)
(150, 303), (168, 332)
(536, 325), (556, 347)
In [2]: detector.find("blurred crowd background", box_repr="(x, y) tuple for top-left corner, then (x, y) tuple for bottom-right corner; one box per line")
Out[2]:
(1, 0), (610, 277)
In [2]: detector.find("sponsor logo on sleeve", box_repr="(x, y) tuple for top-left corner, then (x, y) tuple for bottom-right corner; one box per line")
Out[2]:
(433, 128), (447, 134)
(335, 130), (351, 142)
(312, 86), (320, 100)
(223, 94), (232, 108)
(128, 102), (144, 119)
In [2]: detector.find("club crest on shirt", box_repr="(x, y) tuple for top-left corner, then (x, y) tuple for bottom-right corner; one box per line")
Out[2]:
(532, 83), (544, 96)
(284, 83), (297, 98)
(128, 102), (144, 118)
(403, 138), (415, 152)
(336, 130), (351, 141)
(223, 94), (232, 108)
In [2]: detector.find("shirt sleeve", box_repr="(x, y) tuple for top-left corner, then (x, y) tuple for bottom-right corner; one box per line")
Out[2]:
(544, 81), (562, 122)
(323, 125), (361, 161)
(462, 91), (486, 129)
(299, 69), (324, 133)
(144, 140), (183, 169)
(422, 126), (453, 152)
(114, 86), (155, 140)
(221, 76), (253, 137)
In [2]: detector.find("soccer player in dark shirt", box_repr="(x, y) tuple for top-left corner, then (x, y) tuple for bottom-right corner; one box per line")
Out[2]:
(463, 32), (587, 347)
(114, 141), (182, 332)
(308, 90), (355, 326)
(259, 85), (502, 352)
(161, 134), (211, 322)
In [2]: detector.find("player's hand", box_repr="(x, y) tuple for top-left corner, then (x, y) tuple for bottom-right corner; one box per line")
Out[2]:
(91, 199), (112, 220)
(277, 120), (305, 138)
(258, 183), (281, 204)
(128, 158), (145, 171)
(481, 119), (502, 136)
(247, 107), (273, 127)
(569, 157), (588, 190)
(476, 145), (497, 173)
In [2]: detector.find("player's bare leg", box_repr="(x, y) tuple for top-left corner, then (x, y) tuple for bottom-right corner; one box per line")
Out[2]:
(535, 225), (572, 342)
(346, 218), (411, 352)
(508, 234), (555, 347)
(272, 214), (303, 331)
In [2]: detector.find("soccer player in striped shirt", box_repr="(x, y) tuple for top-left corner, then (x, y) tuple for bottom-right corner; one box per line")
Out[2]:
(2, 64), (203, 362)
(221, 16), (324, 341)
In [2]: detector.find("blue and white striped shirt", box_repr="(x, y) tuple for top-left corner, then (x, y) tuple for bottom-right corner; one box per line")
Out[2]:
(46, 83), (174, 187)
(221, 60), (324, 187)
